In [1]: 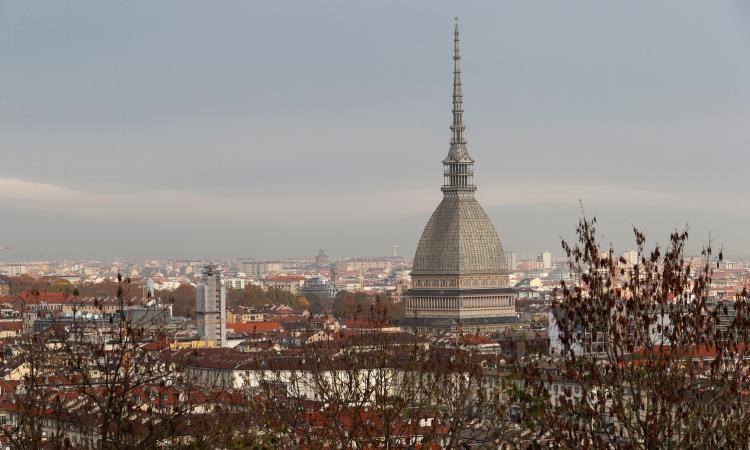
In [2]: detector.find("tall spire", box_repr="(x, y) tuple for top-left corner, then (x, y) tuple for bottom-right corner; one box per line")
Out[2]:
(451, 18), (466, 151)
(442, 18), (476, 193)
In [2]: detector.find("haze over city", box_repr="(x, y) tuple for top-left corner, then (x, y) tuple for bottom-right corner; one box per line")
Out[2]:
(2, 1), (750, 260)
(4, 2), (750, 448)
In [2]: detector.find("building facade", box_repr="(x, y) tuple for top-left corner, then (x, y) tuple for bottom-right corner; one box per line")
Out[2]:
(241, 260), (282, 277)
(538, 251), (552, 270)
(406, 22), (517, 331)
(195, 265), (227, 347)
(315, 249), (330, 268)
(505, 252), (518, 272)
(335, 258), (394, 273)
(261, 275), (305, 294)
(299, 276), (338, 299)
(623, 250), (639, 267)
(223, 276), (255, 290)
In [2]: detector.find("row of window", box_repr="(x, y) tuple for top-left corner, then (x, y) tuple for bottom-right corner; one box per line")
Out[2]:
(406, 296), (513, 310)
(414, 277), (501, 288)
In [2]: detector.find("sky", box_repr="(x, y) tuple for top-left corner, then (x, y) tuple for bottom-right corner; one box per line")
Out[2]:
(1, 1), (750, 261)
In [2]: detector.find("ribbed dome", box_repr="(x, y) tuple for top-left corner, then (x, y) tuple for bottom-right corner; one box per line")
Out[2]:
(412, 194), (507, 276)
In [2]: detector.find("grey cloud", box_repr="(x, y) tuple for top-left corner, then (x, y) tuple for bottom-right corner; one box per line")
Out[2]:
(1, 0), (749, 259)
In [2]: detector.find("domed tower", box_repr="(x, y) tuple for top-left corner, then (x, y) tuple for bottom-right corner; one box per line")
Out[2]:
(406, 20), (517, 331)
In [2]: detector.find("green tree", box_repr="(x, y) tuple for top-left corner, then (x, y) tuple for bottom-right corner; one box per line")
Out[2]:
(7, 275), (73, 295)
(77, 279), (123, 298)
(296, 296), (311, 309)
(226, 285), (268, 308)
(267, 287), (296, 306)
(165, 284), (197, 318)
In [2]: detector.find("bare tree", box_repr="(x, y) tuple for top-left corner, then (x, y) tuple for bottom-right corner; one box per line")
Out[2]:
(0, 274), (205, 449)
(245, 305), (517, 448)
(519, 216), (750, 448)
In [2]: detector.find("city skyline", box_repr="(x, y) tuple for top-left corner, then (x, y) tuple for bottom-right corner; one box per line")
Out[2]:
(2, 1), (750, 260)
(2, 5), (750, 448)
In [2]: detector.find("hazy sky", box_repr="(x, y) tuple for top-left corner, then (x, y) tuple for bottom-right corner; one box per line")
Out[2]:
(1, 1), (750, 261)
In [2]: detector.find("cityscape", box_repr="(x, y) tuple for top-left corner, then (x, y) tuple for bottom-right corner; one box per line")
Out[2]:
(2, 2), (750, 449)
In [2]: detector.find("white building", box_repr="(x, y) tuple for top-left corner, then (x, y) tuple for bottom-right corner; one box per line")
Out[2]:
(538, 251), (552, 270)
(241, 260), (283, 277)
(623, 250), (639, 267)
(6, 264), (28, 276)
(261, 275), (305, 294)
(505, 252), (517, 271)
(223, 276), (255, 290)
(299, 276), (338, 299)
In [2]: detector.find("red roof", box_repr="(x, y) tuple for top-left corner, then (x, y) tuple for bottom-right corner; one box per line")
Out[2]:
(263, 276), (304, 282)
(632, 343), (750, 360)
(458, 335), (495, 345)
(15, 292), (73, 304)
(227, 321), (283, 333)
(0, 380), (17, 395)
(0, 321), (22, 333)
(141, 340), (170, 351)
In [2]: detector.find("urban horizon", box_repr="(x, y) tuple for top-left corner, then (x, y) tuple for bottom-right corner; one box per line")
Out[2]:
(1, 4), (749, 448)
